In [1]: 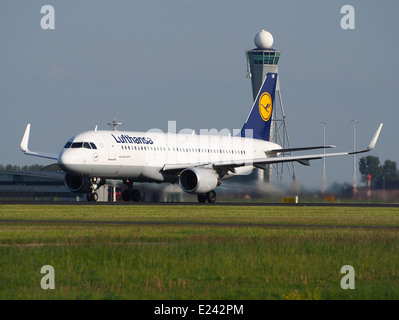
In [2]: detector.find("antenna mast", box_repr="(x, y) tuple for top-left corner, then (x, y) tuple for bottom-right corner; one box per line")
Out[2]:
(108, 116), (123, 131)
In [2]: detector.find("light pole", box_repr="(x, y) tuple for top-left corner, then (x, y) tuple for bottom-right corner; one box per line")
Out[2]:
(352, 120), (359, 197)
(321, 121), (327, 194)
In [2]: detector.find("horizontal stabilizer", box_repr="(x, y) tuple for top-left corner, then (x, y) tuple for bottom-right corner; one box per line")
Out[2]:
(297, 159), (310, 166)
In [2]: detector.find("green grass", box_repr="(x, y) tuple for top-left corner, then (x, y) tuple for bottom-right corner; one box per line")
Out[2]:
(0, 204), (399, 299)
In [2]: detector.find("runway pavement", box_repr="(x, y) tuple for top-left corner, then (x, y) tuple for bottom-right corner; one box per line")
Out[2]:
(1, 200), (399, 207)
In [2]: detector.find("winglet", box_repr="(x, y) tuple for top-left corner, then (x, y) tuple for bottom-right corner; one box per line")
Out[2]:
(350, 123), (383, 155)
(19, 124), (59, 160)
(368, 123), (383, 150)
(20, 123), (31, 152)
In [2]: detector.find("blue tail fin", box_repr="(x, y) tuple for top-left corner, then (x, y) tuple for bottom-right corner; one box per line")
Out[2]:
(240, 73), (277, 141)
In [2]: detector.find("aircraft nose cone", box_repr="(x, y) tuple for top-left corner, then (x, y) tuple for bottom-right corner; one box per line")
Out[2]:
(58, 150), (78, 173)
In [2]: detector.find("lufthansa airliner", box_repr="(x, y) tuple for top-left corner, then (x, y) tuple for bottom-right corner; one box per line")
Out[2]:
(20, 73), (383, 202)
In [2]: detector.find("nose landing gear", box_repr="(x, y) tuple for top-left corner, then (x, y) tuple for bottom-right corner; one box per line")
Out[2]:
(86, 177), (106, 202)
(87, 191), (99, 202)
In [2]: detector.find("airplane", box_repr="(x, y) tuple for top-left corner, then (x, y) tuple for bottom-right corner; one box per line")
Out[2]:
(20, 73), (383, 202)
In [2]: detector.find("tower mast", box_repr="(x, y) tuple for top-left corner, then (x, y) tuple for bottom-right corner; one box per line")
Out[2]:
(246, 30), (296, 184)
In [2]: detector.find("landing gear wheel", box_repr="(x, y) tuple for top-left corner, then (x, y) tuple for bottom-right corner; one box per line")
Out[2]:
(197, 194), (207, 203)
(122, 179), (141, 202)
(87, 192), (98, 202)
(92, 192), (98, 202)
(131, 189), (141, 202)
(122, 189), (141, 202)
(88, 177), (104, 202)
(122, 189), (131, 202)
(206, 190), (216, 203)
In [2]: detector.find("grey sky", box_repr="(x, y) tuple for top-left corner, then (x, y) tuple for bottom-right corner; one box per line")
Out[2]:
(1, 0), (398, 189)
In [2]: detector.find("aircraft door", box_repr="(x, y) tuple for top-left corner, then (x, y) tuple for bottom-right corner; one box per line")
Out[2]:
(104, 135), (117, 160)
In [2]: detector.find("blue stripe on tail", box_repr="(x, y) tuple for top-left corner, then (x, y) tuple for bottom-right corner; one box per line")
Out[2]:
(240, 73), (277, 141)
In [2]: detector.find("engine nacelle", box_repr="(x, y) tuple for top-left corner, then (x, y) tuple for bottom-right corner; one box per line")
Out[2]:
(64, 173), (91, 194)
(179, 167), (219, 194)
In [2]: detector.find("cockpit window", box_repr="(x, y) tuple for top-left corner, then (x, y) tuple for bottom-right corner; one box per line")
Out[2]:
(71, 142), (83, 148)
(64, 142), (72, 148)
(64, 141), (97, 149)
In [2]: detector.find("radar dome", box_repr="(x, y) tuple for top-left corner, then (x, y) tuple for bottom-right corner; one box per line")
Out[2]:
(254, 30), (274, 49)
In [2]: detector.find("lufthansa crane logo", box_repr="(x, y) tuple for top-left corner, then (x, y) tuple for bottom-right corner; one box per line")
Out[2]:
(259, 92), (272, 122)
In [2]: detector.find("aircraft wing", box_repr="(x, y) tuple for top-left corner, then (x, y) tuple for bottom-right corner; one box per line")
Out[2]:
(7, 169), (65, 180)
(20, 124), (59, 160)
(216, 123), (383, 169)
(162, 123), (383, 174)
(162, 162), (212, 175)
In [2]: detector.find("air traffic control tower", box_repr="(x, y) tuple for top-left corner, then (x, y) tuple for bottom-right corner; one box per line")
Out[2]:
(246, 30), (295, 183)
(246, 30), (281, 99)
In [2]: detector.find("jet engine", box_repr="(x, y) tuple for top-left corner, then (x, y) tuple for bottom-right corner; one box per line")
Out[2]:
(64, 173), (91, 194)
(179, 167), (219, 194)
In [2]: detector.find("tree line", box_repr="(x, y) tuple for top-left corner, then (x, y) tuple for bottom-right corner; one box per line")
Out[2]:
(0, 164), (45, 172)
(359, 156), (399, 189)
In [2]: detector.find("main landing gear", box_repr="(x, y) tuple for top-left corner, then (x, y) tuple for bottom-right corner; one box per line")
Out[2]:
(122, 179), (141, 202)
(86, 177), (106, 202)
(197, 190), (217, 203)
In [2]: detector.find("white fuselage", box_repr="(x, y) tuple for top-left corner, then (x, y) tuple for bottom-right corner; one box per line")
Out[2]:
(58, 130), (282, 182)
